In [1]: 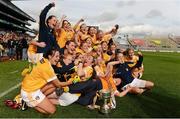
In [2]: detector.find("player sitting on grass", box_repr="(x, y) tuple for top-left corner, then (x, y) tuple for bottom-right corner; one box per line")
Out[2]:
(114, 52), (154, 94)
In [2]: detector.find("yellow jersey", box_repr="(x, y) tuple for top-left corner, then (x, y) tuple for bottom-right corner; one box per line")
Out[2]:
(56, 28), (75, 48)
(88, 34), (97, 45)
(75, 48), (85, 54)
(83, 66), (93, 81)
(124, 55), (139, 67)
(103, 53), (111, 62)
(21, 58), (57, 92)
(77, 32), (88, 45)
(102, 34), (112, 43)
(95, 64), (117, 91)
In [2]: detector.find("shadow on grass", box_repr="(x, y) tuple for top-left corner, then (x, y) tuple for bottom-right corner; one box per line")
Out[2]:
(128, 86), (180, 117)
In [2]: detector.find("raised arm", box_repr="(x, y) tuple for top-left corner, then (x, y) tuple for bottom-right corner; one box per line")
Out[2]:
(104, 24), (119, 36)
(39, 2), (55, 28)
(74, 31), (81, 46)
(73, 18), (84, 31)
(56, 15), (67, 30)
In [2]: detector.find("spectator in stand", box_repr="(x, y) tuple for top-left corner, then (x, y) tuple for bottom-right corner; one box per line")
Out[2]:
(21, 36), (28, 60)
(15, 36), (22, 60)
(7, 34), (16, 60)
(0, 41), (4, 61)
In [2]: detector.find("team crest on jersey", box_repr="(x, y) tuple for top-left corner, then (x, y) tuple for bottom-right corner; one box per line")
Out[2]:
(35, 96), (40, 100)
(40, 58), (45, 64)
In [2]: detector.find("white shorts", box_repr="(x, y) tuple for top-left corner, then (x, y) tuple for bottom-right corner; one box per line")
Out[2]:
(58, 92), (79, 106)
(27, 52), (43, 63)
(122, 78), (146, 90)
(21, 89), (45, 107)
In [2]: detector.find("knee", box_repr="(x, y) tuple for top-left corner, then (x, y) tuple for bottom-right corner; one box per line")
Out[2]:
(130, 88), (144, 94)
(136, 88), (144, 94)
(148, 81), (154, 89)
(48, 107), (56, 114)
(151, 82), (154, 87)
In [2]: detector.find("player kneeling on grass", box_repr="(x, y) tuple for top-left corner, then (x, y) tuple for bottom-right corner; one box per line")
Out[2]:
(114, 53), (154, 94)
(20, 48), (76, 114)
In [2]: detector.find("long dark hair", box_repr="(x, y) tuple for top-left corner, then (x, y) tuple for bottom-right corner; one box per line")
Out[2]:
(46, 15), (56, 26)
(43, 48), (59, 59)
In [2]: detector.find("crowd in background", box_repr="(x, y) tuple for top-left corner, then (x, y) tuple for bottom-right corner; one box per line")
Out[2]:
(0, 31), (30, 61)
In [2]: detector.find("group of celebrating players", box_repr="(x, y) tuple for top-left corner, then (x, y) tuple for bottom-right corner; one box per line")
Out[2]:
(19, 2), (154, 114)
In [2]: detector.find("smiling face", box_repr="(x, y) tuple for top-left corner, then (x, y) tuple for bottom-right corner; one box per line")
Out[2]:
(62, 20), (69, 29)
(63, 54), (73, 65)
(84, 55), (93, 66)
(49, 51), (60, 65)
(80, 24), (87, 33)
(96, 45), (102, 54)
(48, 16), (57, 29)
(110, 44), (116, 52)
(82, 42), (88, 52)
(86, 38), (92, 47)
(101, 42), (108, 52)
(89, 27), (95, 36)
(66, 41), (76, 54)
(128, 49), (135, 59)
(116, 53), (124, 63)
(97, 30), (104, 39)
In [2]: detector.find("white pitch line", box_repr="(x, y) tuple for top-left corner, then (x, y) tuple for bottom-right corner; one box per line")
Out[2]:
(0, 83), (21, 98)
(9, 70), (19, 74)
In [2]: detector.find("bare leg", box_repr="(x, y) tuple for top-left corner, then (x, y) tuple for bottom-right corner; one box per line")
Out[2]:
(41, 83), (56, 96)
(47, 92), (57, 99)
(145, 81), (154, 89)
(115, 86), (132, 97)
(35, 97), (56, 114)
(44, 87), (56, 96)
(35, 107), (48, 114)
(49, 98), (59, 105)
(129, 87), (145, 94)
(41, 83), (55, 92)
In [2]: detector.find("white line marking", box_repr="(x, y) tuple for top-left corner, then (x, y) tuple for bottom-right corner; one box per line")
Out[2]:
(0, 83), (21, 98)
(9, 70), (19, 74)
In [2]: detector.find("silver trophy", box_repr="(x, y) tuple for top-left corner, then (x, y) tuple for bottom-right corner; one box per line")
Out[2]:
(99, 90), (112, 114)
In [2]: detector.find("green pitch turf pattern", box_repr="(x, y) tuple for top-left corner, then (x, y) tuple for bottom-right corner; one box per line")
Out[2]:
(0, 61), (28, 92)
(0, 52), (180, 118)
